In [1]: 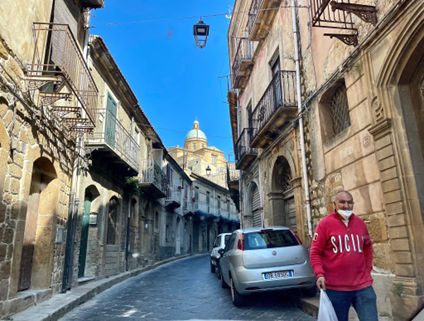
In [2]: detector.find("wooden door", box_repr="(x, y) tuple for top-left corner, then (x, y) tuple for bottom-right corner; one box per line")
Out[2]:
(78, 189), (92, 278)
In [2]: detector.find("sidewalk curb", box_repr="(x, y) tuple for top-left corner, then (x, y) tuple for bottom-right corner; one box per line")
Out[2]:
(11, 253), (199, 321)
(299, 296), (319, 319)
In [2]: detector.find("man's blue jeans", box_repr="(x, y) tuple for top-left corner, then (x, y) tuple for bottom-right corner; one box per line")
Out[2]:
(326, 286), (378, 321)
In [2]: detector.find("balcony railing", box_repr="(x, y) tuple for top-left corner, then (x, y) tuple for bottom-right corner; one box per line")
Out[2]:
(226, 163), (239, 182)
(87, 108), (140, 171)
(231, 38), (257, 89)
(234, 128), (257, 170)
(249, 71), (298, 148)
(247, 0), (262, 36)
(310, 0), (377, 46)
(26, 23), (98, 132)
(166, 186), (182, 209)
(247, 0), (282, 41)
(140, 160), (168, 198)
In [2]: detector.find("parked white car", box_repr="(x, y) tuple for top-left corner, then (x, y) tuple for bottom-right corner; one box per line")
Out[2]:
(218, 227), (317, 306)
(210, 233), (232, 274)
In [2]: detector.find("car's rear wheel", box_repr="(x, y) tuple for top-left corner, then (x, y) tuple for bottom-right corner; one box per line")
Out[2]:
(210, 260), (215, 273)
(221, 270), (229, 288)
(230, 277), (245, 307)
(302, 285), (318, 297)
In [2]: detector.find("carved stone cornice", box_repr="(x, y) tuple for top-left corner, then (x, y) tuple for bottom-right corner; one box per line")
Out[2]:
(368, 118), (392, 140)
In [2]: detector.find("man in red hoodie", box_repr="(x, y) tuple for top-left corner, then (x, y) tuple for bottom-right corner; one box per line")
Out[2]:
(310, 190), (378, 321)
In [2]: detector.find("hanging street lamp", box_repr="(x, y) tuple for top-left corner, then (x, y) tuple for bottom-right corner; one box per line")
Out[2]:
(193, 18), (210, 49)
(206, 165), (211, 176)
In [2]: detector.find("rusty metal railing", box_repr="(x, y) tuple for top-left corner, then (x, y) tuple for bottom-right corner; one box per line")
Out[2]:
(87, 108), (140, 171)
(249, 71), (297, 144)
(247, 0), (262, 35)
(140, 160), (168, 195)
(231, 38), (257, 88)
(27, 23), (98, 127)
(234, 128), (256, 163)
(310, 0), (355, 29)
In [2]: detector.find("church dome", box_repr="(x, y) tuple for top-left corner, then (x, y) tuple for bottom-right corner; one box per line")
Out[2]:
(185, 119), (207, 141)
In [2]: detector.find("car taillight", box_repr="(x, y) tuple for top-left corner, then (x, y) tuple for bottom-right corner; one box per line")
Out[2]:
(261, 229), (273, 232)
(237, 233), (245, 251)
(290, 230), (302, 245)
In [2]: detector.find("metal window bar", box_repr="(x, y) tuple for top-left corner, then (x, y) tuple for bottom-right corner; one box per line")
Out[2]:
(88, 109), (140, 170)
(140, 160), (168, 195)
(310, 0), (355, 29)
(247, 0), (262, 35)
(249, 71), (297, 144)
(330, 85), (351, 135)
(28, 23), (98, 126)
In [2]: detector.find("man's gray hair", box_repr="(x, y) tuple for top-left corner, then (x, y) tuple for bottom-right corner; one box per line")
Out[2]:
(334, 190), (353, 202)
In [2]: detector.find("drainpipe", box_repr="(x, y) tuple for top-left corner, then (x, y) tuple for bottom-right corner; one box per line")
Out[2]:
(291, 1), (313, 238)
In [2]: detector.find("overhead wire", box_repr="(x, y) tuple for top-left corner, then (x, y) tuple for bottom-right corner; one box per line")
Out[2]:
(90, 5), (310, 29)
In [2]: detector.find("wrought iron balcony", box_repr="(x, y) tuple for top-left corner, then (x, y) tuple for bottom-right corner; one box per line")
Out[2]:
(234, 129), (257, 170)
(310, 0), (377, 46)
(139, 160), (168, 198)
(226, 163), (240, 211)
(232, 38), (257, 90)
(86, 109), (140, 174)
(166, 186), (182, 209)
(183, 197), (193, 214)
(248, 0), (282, 41)
(26, 23), (98, 133)
(249, 71), (298, 148)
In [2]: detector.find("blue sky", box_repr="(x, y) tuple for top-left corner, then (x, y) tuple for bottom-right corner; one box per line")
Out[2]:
(91, 1), (236, 163)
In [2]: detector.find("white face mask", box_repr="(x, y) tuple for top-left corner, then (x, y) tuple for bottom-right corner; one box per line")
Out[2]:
(337, 208), (353, 220)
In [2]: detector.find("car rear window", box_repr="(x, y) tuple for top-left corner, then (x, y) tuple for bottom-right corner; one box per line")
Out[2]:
(244, 230), (299, 250)
(224, 234), (231, 245)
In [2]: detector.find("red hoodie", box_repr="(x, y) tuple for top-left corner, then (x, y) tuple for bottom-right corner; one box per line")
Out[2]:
(310, 212), (373, 291)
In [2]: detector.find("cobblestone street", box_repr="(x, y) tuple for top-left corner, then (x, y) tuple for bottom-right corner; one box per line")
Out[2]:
(60, 255), (316, 320)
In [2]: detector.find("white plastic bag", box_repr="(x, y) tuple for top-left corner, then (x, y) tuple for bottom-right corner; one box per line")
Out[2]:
(317, 289), (338, 321)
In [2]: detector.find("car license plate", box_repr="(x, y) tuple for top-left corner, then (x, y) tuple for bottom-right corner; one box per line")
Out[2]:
(263, 270), (293, 280)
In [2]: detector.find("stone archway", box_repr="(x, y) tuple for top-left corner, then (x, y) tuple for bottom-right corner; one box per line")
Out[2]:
(367, 5), (424, 318)
(18, 157), (58, 291)
(268, 156), (296, 231)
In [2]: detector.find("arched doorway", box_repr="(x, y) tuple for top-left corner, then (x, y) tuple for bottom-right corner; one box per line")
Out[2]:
(269, 156), (296, 231)
(78, 185), (100, 278)
(18, 157), (57, 291)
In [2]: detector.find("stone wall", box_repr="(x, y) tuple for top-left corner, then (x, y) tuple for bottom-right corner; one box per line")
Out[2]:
(0, 36), (74, 317)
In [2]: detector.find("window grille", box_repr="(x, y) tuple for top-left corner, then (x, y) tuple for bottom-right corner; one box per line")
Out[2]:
(281, 163), (292, 192)
(330, 85), (350, 136)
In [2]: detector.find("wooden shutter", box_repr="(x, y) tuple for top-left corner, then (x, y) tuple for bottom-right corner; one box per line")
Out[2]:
(252, 185), (262, 227)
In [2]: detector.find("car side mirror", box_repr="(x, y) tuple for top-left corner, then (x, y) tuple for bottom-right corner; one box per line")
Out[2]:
(218, 248), (225, 255)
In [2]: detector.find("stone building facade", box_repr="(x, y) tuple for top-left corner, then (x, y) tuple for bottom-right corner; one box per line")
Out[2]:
(228, 0), (424, 319)
(0, 0), (104, 316)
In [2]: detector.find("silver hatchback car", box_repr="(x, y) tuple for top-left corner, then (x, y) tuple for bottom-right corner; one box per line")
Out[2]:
(218, 227), (317, 306)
